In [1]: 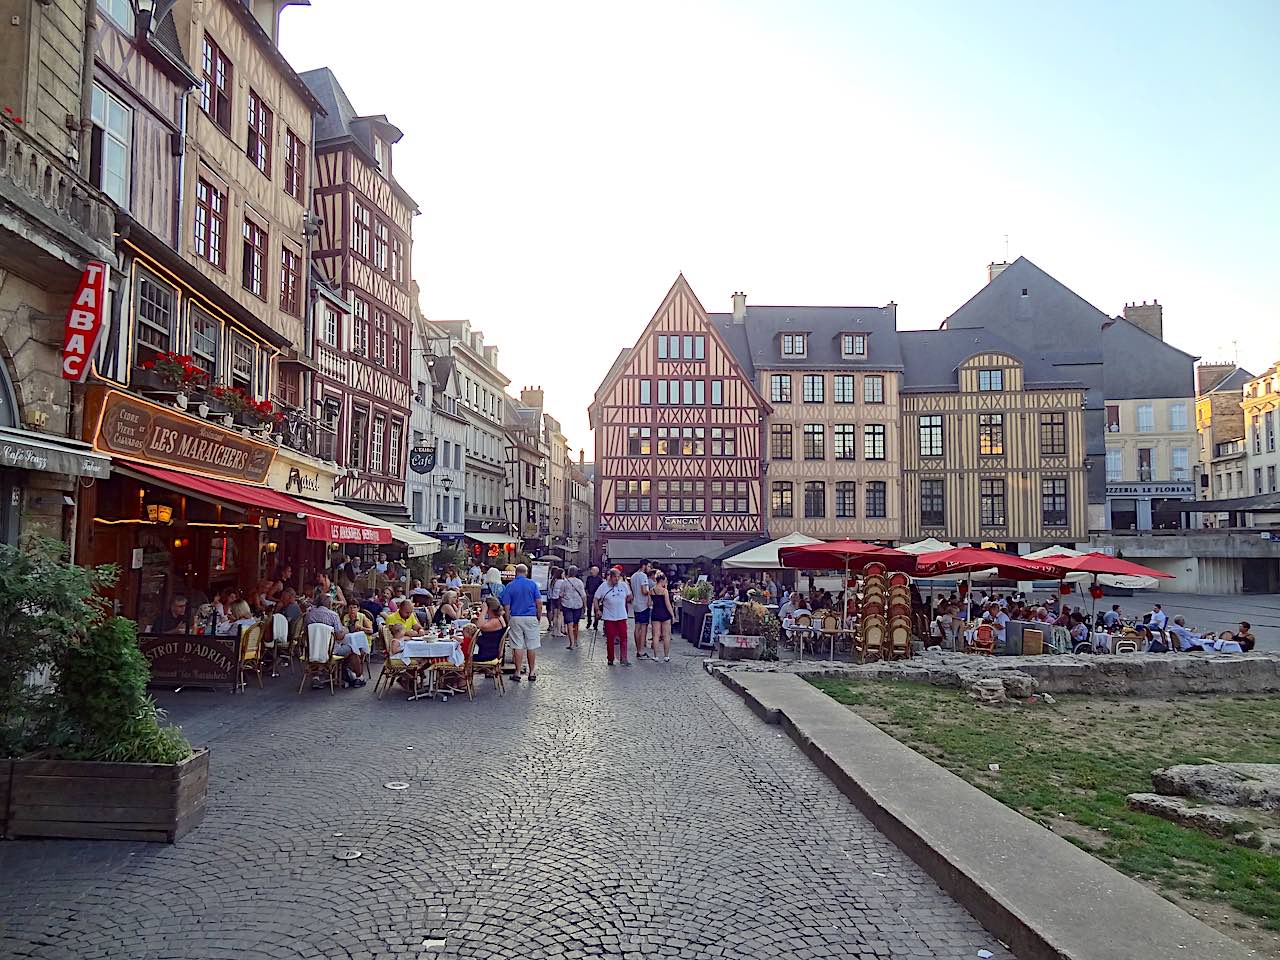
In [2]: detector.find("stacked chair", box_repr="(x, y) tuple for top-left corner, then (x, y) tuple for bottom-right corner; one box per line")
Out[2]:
(858, 563), (887, 662)
(886, 572), (913, 661)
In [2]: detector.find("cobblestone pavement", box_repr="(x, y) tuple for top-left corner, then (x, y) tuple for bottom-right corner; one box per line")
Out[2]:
(0, 631), (1014, 960)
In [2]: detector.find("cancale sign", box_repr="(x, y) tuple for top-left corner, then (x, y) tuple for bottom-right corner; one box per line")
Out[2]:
(92, 390), (274, 483)
(61, 260), (108, 382)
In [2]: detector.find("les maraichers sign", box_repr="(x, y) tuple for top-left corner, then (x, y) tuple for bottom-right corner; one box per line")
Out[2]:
(94, 390), (274, 484)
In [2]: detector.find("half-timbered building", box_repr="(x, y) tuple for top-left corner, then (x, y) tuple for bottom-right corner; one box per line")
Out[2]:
(590, 276), (770, 566)
(302, 67), (417, 521)
(898, 329), (1088, 548)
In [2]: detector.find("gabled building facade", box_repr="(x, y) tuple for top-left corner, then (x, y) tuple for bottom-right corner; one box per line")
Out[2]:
(1243, 362), (1280, 498)
(303, 66), (416, 521)
(899, 330), (1088, 547)
(590, 275), (769, 566)
(944, 259), (1197, 531)
(1194, 362), (1252, 514)
(723, 296), (904, 542)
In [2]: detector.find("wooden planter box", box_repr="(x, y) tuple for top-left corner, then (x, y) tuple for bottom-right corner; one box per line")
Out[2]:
(5, 748), (208, 843)
(679, 601), (711, 642)
(718, 634), (764, 660)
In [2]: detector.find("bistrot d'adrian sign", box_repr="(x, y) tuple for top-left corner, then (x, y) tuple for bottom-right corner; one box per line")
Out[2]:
(61, 261), (108, 382)
(91, 389), (274, 484)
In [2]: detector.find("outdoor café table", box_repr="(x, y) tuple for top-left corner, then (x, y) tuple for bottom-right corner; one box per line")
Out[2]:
(782, 618), (822, 662)
(400, 638), (463, 701)
(345, 631), (371, 656)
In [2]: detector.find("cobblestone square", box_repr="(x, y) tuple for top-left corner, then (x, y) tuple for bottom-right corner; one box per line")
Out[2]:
(0, 637), (1012, 959)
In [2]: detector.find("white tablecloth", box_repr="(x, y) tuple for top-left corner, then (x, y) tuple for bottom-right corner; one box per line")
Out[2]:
(345, 631), (370, 655)
(400, 639), (463, 666)
(1092, 631), (1112, 652)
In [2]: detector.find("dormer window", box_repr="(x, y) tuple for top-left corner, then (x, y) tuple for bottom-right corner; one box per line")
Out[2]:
(781, 333), (807, 357)
(373, 137), (385, 170)
(977, 369), (1004, 392)
(841, 333), (867, 358)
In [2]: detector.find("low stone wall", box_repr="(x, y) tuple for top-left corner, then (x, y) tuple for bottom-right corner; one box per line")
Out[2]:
(708, 650), (1280, 697)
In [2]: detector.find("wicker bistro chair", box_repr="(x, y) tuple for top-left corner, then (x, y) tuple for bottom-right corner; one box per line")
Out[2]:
(299, 622), (342, 695)
(237, 621), (266, 690)
(374, 650), (424, 700)
(429, 627), (477, 701)
(860, 615), (886, 662)
(470, 627), (507, 696)
(287, 613), (306, 661)
(970, 623), (997, 656)
(887, 615), (912, 660)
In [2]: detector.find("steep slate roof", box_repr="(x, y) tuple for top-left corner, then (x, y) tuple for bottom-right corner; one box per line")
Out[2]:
(898, 328), (1084, 393)
(1204, 366), (1255, 394)
(944, 257), (1196, 400)
(299, 67), (417, 209)
(708, 305), (902, 384)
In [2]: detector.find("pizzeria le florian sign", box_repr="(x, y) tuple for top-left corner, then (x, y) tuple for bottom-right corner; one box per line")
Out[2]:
(92, 390), (274, 483)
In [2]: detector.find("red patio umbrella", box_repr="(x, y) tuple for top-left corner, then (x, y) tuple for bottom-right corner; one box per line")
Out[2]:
(778, 540), (917, 573)
(1036, 552), (1174, 626)
(912, 547), (1068, 581)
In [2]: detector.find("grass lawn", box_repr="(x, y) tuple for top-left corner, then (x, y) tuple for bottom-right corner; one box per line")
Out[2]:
(807, 678), (1280, 954)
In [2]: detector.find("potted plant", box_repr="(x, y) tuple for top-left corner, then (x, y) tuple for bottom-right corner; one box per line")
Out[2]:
(136, 353), (208, 409)
(678, 580), (713, 641)
(0, 538), (204, 843)
(719, 599), (778, 660)
(212, 385), (254, 427)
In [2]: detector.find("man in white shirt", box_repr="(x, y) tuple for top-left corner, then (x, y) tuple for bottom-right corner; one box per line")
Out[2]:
(1149, 603), (1168, 630)
(594, 567), (633, 665)
(1167, 616), (1199, 651)
(468, 562), (481, 581)
(374, 553), (389, 574)
(983, 602), (1009, 646)
(630, 560), (653, 660)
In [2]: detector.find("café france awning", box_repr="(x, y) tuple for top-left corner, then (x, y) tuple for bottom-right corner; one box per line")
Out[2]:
(120, 462), (391, 545)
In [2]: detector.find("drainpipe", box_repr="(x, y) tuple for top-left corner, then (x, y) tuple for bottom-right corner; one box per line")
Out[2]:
(77, 5), (98, 175)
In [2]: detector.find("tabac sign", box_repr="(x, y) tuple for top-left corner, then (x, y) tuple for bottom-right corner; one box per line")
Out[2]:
(89, 389), (274, 483)
(61, 261), (108, 382)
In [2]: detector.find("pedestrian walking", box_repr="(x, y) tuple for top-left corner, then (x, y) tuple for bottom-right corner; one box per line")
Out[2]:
(502, 564), (544, 682)
(594, 566), (633, 665)
(559, 565), (587, 650)
(631, 560), (653, 660)
(583, 564), (604, 631)
(548, 566), (565, 636)
(649, 571), (674, 662)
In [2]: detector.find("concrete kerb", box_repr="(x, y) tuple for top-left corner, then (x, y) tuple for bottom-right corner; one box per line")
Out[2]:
(707, 664), (1257, 960)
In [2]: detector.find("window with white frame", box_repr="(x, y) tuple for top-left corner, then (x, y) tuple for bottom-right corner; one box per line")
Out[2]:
(230, 336), (255, 393)
(322, 305), (338, 347)
(841, 333), (866, 358)
(1169, 402), (1188, 432)
(135, 269), (175, 361)
(189, 305), (220, 379)
(1106, 448), (1123, 481)
(1136, 404), (1154, 433)
(863, 374), (884, 403)
(1171, 447), (1190, 481)
(370, 413), (386, 472)
(90, 83), (131, 208)
(781, 333), (807, 357)
(389, 419), (403, 476)
(833, 375), (855, 403)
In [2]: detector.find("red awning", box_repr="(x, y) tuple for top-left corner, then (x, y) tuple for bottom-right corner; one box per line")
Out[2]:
(122, 462), (391, 545)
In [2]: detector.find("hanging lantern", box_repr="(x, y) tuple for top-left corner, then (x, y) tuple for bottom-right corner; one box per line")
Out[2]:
(1089, 584), (1105, 600)
(1059, 583), (1073, 595)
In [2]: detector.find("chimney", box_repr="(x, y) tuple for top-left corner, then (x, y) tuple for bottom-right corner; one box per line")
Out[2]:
(579, 449), (585, 466)
(987, 262), (1010, 283)
(1195, 362), (1235, 395)
(521, 386), (545, 409)
(1123, 300), (1163, 340)
(731, 291), (746, 324)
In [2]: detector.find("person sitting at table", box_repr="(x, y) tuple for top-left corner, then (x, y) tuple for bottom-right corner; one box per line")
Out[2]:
(384, 599), (426, 637)
(314, 573), (346, 609)
(473, 595), (507, 662)
(1166, 616), (1198, 651)
(304, 594), (364, 688)
(1102, 604), (1122, 630)
(982, 602), (1009, 646)
(437, 590), (462, 624)
(151, 595), (192, 634)
(214, 588), (239, 621)
(216, 599), (257, 637)
(343, 601), (374, 636)
(1069, 614), (1090, 648)
(276, 587), (302, 625)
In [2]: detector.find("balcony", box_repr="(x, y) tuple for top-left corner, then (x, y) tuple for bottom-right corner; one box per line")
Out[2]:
(0, 118), (114, 273)
(316, 342), (348, 383)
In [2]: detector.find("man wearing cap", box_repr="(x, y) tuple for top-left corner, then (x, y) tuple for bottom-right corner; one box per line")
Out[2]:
(594, 566), (633, 665)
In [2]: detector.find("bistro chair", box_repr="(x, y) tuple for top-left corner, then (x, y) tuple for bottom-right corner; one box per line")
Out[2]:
(270, 613), (291, 676)
(860, 615), (886, 662)
(300, 623), (341, 695)
(1113, 637), (1140, 655)
(430, 626), (477, 701)
(237, 621), (266, 690)
(887, 617), (912, 660)
(374, 646), (422, 701)
(288, 614), (306, 662)
(471, 627), (507, 696)
(970, 623), (996, 656)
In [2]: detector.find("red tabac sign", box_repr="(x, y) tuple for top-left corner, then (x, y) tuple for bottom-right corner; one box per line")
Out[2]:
(61, 260), (108, 382)
(305, 515), (391, 545)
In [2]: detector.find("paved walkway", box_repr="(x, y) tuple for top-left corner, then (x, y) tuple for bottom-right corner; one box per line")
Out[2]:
(0, 633), (1012, 960)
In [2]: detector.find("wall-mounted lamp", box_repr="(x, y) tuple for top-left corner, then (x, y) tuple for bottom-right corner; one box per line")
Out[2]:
(265, 542), (279, 554)
(264, 515), (280, 530)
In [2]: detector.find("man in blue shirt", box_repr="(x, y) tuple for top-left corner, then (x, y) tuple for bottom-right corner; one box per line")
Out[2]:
(502, 564), (544, 681)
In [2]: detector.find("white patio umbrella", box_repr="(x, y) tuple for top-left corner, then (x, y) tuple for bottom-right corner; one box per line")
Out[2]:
(899, 539), (959, 612)
(722, 531), (822, 569)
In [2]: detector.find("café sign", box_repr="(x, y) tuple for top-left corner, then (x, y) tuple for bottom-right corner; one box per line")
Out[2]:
(92, 390), (274, 484)
(662, 516), (703, 532)
(138, 633), (238, 690)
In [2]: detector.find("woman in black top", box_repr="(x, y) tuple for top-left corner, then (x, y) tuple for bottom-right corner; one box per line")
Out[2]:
(474, 596), (507, 662)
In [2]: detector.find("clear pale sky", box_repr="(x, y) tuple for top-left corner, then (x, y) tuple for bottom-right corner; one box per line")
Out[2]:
(280, 0), (1279, 454)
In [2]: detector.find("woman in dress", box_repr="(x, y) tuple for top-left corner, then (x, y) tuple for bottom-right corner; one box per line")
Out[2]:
(649, 572), (675, 663)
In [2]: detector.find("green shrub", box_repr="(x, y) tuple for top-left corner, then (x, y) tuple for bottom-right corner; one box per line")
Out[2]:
(56, 616), (192, 765)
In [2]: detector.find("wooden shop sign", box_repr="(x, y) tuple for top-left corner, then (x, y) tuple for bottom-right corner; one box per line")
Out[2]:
(91, 389), (274, 484)
(138, 633), (238, 691)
